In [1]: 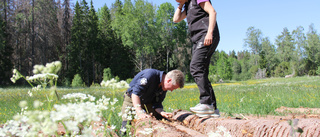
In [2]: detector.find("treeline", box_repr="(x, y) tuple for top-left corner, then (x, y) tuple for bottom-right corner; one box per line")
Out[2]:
(0, 0), (319, 86)
(211, 25), (320, 82)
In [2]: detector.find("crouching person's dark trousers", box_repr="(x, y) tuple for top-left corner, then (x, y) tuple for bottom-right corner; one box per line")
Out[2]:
(190, 36), (220, 109)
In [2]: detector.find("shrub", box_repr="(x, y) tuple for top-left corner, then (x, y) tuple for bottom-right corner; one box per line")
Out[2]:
(316, 66), (320, 76)
(209, 74), (221, 83)
(62, 78), (71, 87)
(71, 74), (84, 87)
(126, 78), (133, 84)
(114, 76), (120, 82)
(90, 82), (100, 88)
(274, 62), (290, 77)
(103, 68), (113, 81)
(308, 70), (316, 76)
(249, 65), (259, 78)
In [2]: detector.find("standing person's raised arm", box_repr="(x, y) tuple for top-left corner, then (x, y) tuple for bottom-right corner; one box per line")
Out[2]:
(173, 1), (187, 23)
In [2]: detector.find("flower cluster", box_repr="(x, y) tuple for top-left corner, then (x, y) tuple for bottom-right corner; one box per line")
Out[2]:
(10, 61), (62, 98)
(32, 61), (62, 74)
(0, 117), (29, 136)
(11, 61), (61, 84)
(26, 73), (58, 83)
(0, 93), (119, 137)
(119, 106), (137, 121)
(10, 69), (22, 83)
(61, 93), (96, 102)
(100, 78), (129, 89)
(138, 128), (153, 135)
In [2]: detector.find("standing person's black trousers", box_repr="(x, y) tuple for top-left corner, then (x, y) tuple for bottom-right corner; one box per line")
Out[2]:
(190, 35), (220, 109)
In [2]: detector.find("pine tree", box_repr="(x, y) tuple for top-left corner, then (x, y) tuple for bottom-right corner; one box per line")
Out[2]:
(68, 1), (83, 80)
(0, 17), (13, 85)
(62, 0), (72, 75)
(85, 0), (99, 84)
(305, 24), (320, 75)
(216, 51), (232, 80)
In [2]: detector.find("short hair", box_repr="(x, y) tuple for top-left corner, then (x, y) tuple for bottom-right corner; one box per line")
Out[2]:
(166, 69), (185, 88)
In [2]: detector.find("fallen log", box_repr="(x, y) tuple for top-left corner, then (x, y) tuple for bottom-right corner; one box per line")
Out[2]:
(171, 110), (320, 137)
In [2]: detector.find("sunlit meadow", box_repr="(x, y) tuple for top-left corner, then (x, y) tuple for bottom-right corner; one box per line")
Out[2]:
(163, 76), (320, 116)
(0, 63), (319, 136)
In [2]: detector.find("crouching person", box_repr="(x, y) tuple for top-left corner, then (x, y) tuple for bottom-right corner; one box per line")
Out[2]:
(120, 69), (185, 133)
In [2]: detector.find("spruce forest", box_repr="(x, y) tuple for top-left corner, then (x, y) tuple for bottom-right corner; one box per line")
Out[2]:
(0, 0), (319, 86)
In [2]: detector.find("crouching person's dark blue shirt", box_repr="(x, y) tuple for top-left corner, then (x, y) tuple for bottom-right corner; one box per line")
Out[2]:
(127, 69), (167, 109)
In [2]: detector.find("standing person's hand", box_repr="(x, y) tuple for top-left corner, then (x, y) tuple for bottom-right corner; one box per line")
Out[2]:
(204, 33), (213, 46)
(176, 0), (186, 5)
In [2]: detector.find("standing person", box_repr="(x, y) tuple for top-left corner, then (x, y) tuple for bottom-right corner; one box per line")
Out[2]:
(173, 0), (220, 117)
(120, 69), (185, 131)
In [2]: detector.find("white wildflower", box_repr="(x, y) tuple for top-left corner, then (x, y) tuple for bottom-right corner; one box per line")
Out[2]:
(100, 78), (129, 88)
(32, 85), (41, 91)
(240, 96), (245, 103)
(64, 120), (79, 132)
(127, 115), (133, 121)
(81, 127), (94, 137)
(139, 128), (153, 135)
(120, 127), (127, 134)
(33, 100), (43, 108)
(27, 90), (33, 97)
(110, 98), (118, 105)
(10, 69), (22, 83)
(19, 100), (28, 108)
(62, 93), (95, 102)
(26, 73), (58, 82)
(110, 125), (116, 130)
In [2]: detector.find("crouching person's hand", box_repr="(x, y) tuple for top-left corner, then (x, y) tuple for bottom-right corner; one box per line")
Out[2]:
(137, 110), (151, 119)
(160, 111), (173, 118)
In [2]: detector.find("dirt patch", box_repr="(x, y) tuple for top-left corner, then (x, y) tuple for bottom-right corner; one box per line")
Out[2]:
(275, 106), (320, 115)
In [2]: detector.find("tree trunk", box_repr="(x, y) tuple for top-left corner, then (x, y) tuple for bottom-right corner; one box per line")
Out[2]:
(31, 0), (35, 72)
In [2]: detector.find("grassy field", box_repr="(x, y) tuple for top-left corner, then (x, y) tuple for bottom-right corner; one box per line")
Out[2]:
(164, 76), (320, 116)
(1, 76), (319, 129)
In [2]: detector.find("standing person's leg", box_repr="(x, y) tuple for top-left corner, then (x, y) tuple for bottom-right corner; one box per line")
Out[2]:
(204, 36), (219, 109)
(190, 36), (219, 113)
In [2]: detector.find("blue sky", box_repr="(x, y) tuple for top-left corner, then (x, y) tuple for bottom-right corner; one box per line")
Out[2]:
(74, 0), (320, 53)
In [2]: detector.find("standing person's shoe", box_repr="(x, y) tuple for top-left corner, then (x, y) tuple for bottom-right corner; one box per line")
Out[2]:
(214, 108), (220, 116)
(190, 103), (214, 114)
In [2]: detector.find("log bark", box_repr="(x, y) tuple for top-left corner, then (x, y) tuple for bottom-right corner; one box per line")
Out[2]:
(169, 110), (320, 137)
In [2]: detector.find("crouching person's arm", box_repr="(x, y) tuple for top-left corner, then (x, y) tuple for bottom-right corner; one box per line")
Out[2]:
(131, 93), (151, 119)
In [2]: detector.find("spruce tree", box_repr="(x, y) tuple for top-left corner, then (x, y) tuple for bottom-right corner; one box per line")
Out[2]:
(0, 17), (13, 85)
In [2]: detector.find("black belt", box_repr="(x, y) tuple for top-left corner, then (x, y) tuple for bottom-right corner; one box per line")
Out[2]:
(126, 90), (131, 98)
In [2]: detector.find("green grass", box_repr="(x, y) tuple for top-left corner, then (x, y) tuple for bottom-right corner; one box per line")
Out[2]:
(1, 76), (319, 126)
(0, 87), (127, 125)
(163, 76), (320, 116)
